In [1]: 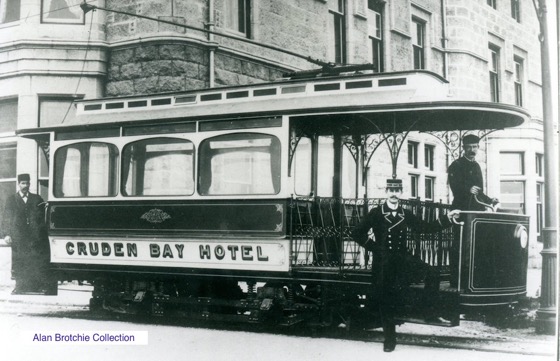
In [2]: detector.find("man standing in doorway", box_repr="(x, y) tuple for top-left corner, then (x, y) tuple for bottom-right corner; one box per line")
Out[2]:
(1, 173), (56, 295)
(352, 178), (459, 352)
(448, 134), (499, 211)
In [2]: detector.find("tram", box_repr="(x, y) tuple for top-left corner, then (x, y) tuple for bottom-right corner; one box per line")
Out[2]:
(18, 69), (530, 328)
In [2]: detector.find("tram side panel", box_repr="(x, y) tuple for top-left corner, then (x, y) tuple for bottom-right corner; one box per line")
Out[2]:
(458, 212), (529, 307)
(47, 199), (291, 278)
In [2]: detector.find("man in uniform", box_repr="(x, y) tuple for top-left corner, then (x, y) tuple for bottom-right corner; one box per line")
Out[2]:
(447, 134), (499, 287)
(352, 178), (459, 352)
(448, 134), (499, 211)
(1, 173), (56, 295)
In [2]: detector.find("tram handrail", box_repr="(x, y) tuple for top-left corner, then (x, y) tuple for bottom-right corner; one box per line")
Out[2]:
(473, 195), (497, 212)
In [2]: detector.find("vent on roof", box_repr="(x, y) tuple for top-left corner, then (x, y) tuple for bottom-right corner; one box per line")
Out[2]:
(314, 83), (340, 92)
(226, 90), (249, 99)
(128, 100), (148, 108)
(254, 88), (277, 97)
(345, 80), (373, 89)
(281, 85), (306, 94)
(84, 104), (102, 111)
(201, 93), (222, 101)
(152, 98), (172, 106)
(106, 102), (125, 109)
(379, 78), (406, 87)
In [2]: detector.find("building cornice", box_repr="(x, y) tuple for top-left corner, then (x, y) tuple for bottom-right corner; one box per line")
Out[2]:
(0, 39), (108, 52)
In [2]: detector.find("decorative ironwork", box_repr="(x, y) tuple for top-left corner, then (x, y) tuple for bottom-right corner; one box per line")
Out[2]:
(141, 209), (171, 224)
(342, 135), (361, 162)
(288, 127), (306, 177)
(289, 196), (453, 271)
(421, 129), (500, 161)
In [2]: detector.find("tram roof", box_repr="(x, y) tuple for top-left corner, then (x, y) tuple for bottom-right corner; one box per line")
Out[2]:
(18, 70), (530, 137)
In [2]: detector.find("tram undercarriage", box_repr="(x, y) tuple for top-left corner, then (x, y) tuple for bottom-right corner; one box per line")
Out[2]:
(87, 274), (460, 330)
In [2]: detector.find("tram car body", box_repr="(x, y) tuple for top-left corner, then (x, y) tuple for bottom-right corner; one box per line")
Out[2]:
(19, 70), (530, 327)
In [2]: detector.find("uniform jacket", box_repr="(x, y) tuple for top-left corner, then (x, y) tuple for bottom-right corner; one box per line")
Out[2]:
(352, 202), (452, 255)
(1, 192), (47, 250)
(448, 156), (493, 211)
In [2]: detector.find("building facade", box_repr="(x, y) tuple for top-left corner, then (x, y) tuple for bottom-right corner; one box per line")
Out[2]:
(0, 0), (547, 265)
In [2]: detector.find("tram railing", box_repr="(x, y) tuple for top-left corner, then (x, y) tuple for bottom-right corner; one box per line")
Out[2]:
(289, 197), (454, 275)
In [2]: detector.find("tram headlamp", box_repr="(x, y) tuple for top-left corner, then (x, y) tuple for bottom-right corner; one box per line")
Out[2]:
(514, 225), (528, 249)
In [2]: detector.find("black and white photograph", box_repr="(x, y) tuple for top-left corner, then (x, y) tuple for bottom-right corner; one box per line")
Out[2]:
(0, 0), (558, 360)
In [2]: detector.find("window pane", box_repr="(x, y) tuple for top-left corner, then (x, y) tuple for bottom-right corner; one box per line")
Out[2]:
(293, 137), (312, 196)
(0, 0), (21, 24)
(425, 176), (434, 200)
(0, 98), (18, 133)
(317, 136), (334, 197)
(500, 152), (524, 175)
(410, 174), (418, 198)
(199, 133), (280, 195)
(54, 142), (118, 197)
(341, 145), (356, 198)
(42, 0), (84, 23)
(226, 0), (250, 36)
(123, 138), (194, 196)
(424, 144), (434, 170)
(39, 98), (78, 127)
(0, 144), (16, 179)
(500, 181), (525, 213)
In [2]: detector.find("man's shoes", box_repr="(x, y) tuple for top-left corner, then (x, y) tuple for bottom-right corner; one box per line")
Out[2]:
(383, 340), (396, 352)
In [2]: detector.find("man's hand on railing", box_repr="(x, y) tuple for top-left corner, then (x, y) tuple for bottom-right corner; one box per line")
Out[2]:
(447, 210), (461, 223)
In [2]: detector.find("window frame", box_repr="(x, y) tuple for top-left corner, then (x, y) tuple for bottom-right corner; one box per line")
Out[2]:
(0, 0), (21, 24)
(412, 18), (425, 70)
(408, 141), (419, 168)
(367, 1), (384, 72)
(39, 95), (82, 127)
(121, 137), (196, 197)
(53, 141), (119, 198)
(198, 132), (282, 196)
(514, 56), (523, 106)
(225, 0), (252, 38)
(409, 173), (419, 199)
(499, 152), (524, 176)
(328, 0), (347, 64)
(40, 0), (85, 25)
(489, 44), (501, 102)
(424, 144), (434, 171)
(487, 0), (497, 9)
(511, 0), (520, 22)
(0, 97), (18, 134)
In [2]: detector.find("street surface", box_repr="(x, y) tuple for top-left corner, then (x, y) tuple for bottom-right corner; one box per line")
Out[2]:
(0, 246), (556, 361)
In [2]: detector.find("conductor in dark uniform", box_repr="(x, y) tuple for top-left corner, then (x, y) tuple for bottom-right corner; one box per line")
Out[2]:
(448, 134), (499, 211)
(352, 178), (459, 352)
(1, 173), (56, 295)
(447, 135), (498, 287)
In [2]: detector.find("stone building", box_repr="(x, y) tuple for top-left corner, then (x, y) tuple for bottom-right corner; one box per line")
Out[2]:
(0, 0), (547, 266)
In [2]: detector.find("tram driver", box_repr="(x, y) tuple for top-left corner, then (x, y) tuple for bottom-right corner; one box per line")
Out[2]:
(447, 134), (499, 211)
(352, 178), (460, 352)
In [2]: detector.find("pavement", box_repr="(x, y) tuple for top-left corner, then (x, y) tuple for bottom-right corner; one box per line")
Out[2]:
(0, 246), (556, 357)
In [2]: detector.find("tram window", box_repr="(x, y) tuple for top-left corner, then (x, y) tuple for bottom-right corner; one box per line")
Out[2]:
(54, 142), (118, 198)
(122, 138), (195, 196)
(341, 144), (357, 198)
(293, 137), (312, 196)
(198, 133), (280, 195)
(317, 136), (334, 197)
